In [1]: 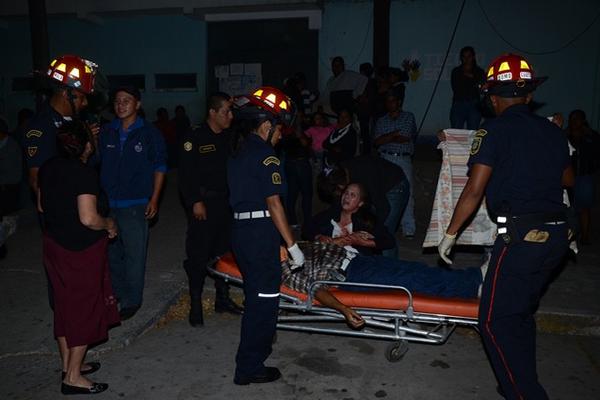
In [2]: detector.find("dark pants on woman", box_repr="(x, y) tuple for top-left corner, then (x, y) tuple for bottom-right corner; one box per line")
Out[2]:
(285, 158), (313, 225)
(232, 218), (281, 379)
(450, 99), (481, 130)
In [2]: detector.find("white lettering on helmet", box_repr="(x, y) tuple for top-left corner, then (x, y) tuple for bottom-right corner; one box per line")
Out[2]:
(52, 71), (64, 82)
(497, 72), (513, 81)
(520, 71), (532, 80)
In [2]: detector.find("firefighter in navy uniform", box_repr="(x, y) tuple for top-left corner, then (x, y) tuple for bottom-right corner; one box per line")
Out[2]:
(25, 55), (102, 193)
(178, 92), (244, 327)
(228, 87), (305, 385)
(439, 54), (574, 399)
(24, 55), (103, 315)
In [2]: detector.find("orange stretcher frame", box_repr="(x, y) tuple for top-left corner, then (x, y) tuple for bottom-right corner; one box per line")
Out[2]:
(209, 252), (480, 362)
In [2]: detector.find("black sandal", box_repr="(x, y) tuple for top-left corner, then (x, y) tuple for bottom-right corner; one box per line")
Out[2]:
(61, 382), (108, 395)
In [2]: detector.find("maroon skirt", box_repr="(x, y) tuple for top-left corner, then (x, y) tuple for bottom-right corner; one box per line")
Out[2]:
(43, 235), (120, 347)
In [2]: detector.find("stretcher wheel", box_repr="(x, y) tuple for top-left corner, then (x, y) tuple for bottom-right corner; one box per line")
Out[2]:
(385, 341), (408, 362)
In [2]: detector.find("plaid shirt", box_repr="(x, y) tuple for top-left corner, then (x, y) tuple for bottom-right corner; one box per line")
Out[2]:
(373, 111), (417, 155)
(282, 242), (351, 294)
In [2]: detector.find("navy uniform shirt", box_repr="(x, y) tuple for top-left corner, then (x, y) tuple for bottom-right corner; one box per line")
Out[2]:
(227, 133), (285, 213)
(179, 123), (232, 208)
(467, 104), (570, 216)
(23, 103), (70, 168)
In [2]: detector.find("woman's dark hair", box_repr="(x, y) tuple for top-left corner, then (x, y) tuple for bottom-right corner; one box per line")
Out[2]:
(56, 120), (92, 159)
(312, 111), (326, 122)
(569, 109), (586, 121)
(345, 182), (376, 232)
(337, 107), (354, 119)
(230, 116), (278, 157)
(316, 167), (348, 204)
(460, 46), (477, 65)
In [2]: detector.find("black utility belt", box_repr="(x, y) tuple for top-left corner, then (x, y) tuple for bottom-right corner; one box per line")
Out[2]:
(379, 150), (412, 157)
(495, 211), (567, 245)
(498, 211), (567, 226)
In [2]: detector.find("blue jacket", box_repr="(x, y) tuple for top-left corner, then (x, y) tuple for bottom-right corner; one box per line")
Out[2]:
(97, 117), (167, 207)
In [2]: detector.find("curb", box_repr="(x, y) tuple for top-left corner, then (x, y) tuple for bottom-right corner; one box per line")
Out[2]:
(89, 282), (187, 356)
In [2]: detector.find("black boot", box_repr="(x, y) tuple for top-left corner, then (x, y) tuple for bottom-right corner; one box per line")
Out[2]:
(189, 289), (204, 327)
(215, 284), (244, 315)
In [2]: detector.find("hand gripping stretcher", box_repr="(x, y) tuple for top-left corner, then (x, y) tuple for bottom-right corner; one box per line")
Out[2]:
(209, 252), (479, 362)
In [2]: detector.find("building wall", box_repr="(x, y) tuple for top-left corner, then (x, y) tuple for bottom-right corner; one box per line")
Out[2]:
(317, 0), (600, 134)
(1, 15), (208, 126)
(386, 0), (600, 134)
(2, 0), (600, 133)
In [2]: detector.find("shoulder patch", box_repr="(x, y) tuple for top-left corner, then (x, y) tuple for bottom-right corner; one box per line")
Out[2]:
(26, 130), (43, 138)
(183, 141), (193, 152)
(470, 136), (482, 155)
(27, 146), (38, 158)
(199, 144), (216, 153)
(272, 172), (282, 185)
(474, 129), (488, 138)
(263, 156), (280, 166)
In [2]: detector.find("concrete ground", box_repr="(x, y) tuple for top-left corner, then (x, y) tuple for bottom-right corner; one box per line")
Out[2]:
(1, 147), (599, 399)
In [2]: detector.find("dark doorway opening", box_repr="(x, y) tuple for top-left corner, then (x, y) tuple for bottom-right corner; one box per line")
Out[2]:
(206, 18), (318, 96)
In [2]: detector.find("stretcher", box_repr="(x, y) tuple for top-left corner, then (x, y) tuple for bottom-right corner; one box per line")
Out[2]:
(209, 253), (480, 362)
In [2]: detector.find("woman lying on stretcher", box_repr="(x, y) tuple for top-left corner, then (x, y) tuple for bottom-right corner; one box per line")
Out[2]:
(283, 183), (488, 328)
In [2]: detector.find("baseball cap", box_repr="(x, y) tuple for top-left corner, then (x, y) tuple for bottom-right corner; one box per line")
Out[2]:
(113, 85), (141, 101)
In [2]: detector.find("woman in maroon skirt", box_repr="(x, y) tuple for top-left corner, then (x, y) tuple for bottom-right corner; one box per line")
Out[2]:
(38, 121), (119, 395)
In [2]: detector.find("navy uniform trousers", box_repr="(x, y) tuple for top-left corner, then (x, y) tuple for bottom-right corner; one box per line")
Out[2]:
(231, 218), (281, 378)
(479, 223), (568, 400)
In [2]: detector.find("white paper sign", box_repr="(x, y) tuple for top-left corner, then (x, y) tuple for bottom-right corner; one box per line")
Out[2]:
(229, 63), (244, 76)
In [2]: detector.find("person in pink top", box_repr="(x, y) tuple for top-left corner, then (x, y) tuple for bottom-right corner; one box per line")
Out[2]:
(303, 112), (335, 171)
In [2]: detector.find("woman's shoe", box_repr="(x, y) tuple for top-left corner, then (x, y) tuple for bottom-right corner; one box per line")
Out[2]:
(61, 382), (108, 395)
(61, 362), (101, 379)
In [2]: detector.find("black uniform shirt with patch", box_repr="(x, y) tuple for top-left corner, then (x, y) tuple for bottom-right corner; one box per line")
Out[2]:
(227, 133), (285, 213)
(23, 103), (70, 168)
(178, 123), (232, 208)
(467, 104), (570, 216)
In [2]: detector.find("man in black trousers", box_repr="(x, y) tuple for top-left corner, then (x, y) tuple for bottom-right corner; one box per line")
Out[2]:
(179, 92), (243, 326)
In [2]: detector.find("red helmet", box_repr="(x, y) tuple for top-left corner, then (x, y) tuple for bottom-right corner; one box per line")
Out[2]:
(46, 55), (99, 94)
(482, 53), (547, 97)
(233, 86), (295, 125)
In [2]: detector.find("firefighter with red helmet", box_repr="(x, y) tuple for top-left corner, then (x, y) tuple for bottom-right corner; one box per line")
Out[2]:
(227, 87), (304, 385)
(439, 54), (574, 399)
(22, 55), (105, 378)
(24, 55), (101, 192)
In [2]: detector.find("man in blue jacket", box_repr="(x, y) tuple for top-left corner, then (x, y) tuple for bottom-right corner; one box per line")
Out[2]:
(97, 85), (167, 320)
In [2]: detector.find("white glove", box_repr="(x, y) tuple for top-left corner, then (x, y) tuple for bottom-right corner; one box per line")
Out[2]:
(438, 232), (457, 264)
(287, 243), (305, 270)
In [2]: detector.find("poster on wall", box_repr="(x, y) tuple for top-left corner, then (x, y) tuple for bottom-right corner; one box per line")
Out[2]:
(216, 63), (262, 95)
